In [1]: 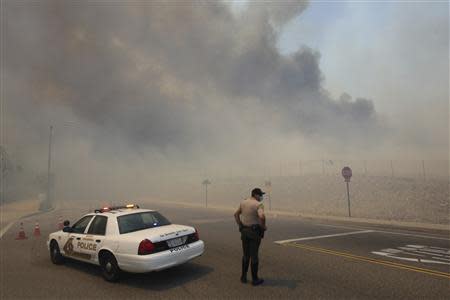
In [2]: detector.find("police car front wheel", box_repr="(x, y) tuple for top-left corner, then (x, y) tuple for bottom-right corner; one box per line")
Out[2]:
(50, 240), (65, 265)
(100, 252), (120, 282)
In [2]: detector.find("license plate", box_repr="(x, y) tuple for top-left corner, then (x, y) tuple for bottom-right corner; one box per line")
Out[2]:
(170, 244), (190, 253)
(167, 236), (187, 248)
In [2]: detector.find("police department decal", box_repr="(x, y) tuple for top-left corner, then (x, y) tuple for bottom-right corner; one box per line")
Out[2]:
(63, 237), (75, 255)
(372, 245), (450, 265)
(62, 237), (92, 260)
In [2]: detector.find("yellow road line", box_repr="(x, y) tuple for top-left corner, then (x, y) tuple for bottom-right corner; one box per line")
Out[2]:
(282, 242), (450, 280)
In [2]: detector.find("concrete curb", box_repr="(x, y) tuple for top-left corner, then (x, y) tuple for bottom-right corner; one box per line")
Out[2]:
(144, 199), (450, 234)
(0, 206), (55, 239)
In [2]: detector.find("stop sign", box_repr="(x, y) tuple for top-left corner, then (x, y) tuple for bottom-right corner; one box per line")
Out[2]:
(342, 166), (352, 182)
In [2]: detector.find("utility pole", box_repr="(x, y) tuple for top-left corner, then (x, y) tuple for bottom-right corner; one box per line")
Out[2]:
(322, 159), (325, 175)
(46, 125), (53, 210)
(0, 146), (8, 203)
(264, 180), (272, 210)
(422, 160), (426, 181)
(390, 160), (394, 178)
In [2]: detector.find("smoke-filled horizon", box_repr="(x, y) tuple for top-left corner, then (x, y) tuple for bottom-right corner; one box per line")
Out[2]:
(1, 1), (448, 203)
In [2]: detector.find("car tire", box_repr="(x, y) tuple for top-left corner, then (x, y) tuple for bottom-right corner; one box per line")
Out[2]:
(100, 252), (120, 282)
(50, 240), (65, 265)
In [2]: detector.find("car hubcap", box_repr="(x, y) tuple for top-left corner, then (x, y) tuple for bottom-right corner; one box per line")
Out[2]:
(106, 262), (112, 272)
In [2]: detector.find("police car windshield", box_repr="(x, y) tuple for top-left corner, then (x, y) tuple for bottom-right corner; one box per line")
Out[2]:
(117, 212), (171, 234)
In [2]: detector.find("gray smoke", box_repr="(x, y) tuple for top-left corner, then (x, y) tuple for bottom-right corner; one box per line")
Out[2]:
(3, 0), (381, 153)
(1, 0), (390, 203)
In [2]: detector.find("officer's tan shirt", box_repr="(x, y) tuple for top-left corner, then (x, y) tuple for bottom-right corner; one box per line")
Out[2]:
(239, 197), (265, 226)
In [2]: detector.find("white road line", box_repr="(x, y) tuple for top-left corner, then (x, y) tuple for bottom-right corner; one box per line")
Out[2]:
(375, 230), (450, 241)
(0, 221), (16, 240)
(274, 230), (374, 244)
(315, 223), (366, 231)
(315, 223), (450, 241)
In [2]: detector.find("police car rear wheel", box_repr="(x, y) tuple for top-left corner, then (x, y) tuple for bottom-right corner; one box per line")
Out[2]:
(100, 253), (120, 282)
(50, 241), (64, 265)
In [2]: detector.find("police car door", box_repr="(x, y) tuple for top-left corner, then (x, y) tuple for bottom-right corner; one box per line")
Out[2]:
(61, 215), (94, 262)
(84, 215), (108, 264)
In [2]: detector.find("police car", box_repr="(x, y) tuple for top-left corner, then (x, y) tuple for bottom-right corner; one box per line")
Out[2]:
(47, 204), (204, 282)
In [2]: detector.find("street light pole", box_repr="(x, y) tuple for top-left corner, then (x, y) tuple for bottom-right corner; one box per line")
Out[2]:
(46, 125), (53, 210)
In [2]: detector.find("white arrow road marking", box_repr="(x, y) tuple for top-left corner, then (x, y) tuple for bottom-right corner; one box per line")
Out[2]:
(372, 249), (450, 265)
(429, 246), (450, 251)
(396, 247), (427, 257)
(406, 245), (426, 249)
(315, 223), (450, 241)
(381, 248), (402, 254)
(432, 256), (450, 262)
(418, 259), (450, 265)
(274, 230), (373, 244)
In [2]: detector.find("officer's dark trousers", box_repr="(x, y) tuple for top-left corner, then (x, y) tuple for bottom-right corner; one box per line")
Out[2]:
(241, 227), (261, 281)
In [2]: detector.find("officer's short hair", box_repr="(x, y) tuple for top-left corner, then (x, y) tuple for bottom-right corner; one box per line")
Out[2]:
(251, 188), (265, 197)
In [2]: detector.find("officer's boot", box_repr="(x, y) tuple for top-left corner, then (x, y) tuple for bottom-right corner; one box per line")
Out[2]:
(251, 262), (264, 286)
(241, 258), (250, 283)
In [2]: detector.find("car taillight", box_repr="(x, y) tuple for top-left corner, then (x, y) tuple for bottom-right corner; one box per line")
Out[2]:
(138, 239), (155, 255)
(194, 228), (200, 241)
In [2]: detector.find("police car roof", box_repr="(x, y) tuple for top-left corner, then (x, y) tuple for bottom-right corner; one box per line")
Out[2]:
(93, 208), (155, 216)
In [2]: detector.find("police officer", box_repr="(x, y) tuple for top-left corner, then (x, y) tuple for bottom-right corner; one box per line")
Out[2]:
(234, 188), (266, 286)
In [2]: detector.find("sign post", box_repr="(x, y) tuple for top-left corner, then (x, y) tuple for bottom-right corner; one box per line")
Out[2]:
(341, 166), (352, 217)
(202, 179), (211, 208)
(264, 180), (272, 210)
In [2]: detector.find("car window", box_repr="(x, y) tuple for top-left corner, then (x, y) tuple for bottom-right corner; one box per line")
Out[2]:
(87, 216), (108, 235)
(118, 212), (171, 234)
(72, 216), (94, 234)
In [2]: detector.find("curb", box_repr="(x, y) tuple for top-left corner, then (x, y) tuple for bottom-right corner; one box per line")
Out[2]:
(0, 206), (55, 239)
(144, 199), (450, 234)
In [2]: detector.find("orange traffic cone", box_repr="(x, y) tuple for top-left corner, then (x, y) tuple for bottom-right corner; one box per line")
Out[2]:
(15, 222), (28, 240)
(33, 222), (41, 237)
(57, 216), (63, 230)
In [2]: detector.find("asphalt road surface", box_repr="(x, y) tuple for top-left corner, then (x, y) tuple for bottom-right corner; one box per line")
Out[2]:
(1, 202), (449, 299)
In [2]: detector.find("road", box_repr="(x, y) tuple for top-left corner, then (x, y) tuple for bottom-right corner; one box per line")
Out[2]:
(1, 202), (449, 299)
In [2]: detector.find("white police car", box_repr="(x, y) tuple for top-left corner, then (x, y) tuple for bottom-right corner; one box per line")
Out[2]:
(47, 205), (205, 281)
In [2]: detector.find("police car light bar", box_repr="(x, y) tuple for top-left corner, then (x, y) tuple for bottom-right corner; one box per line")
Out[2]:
(95, 204), (140, 213)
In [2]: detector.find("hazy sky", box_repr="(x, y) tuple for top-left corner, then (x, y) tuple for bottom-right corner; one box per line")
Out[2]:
(279, 1), (449, 157)
(279, 1), (448, 110)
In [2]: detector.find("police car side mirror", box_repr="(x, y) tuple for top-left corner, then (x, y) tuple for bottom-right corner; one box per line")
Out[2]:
(63, 227), (73, 233)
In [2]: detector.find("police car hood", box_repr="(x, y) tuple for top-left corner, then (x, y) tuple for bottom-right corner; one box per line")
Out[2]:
(123, 224), (194, 243)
